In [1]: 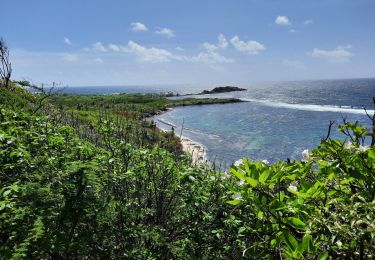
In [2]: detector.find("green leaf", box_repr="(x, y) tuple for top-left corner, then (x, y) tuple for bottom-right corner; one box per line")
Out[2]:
(286, 217), (306, 229)
(270, 238), (278, 248)
(0, 201), (6, 211)
(230, 166), (245, 180)
(245, 177), (258, 187)
(3, 189), (11, 197)
(368, 149), (375, 159)
(317, 252), (328, 260)
(257, 211), (263, 220)
(300, 234), (312, 253)
(259, 170), (270, 184)
(340, 177), (354, 185)
(283, 230), (298, 251)
(227, 200), (242, 206)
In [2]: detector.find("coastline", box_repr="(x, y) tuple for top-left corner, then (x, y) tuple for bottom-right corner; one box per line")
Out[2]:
(147, 98), (246, 164)
(151, 113), (207, 164)
(180, 136), (207, 164)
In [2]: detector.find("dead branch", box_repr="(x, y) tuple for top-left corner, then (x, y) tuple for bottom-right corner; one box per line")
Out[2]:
(0, 37), (12, 88)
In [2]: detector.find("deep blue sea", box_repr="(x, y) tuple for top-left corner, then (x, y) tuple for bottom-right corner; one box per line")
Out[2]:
(59, 78), (375, 167)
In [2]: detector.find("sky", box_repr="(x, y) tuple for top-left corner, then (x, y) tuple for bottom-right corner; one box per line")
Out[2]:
(1, 0), (375, 86)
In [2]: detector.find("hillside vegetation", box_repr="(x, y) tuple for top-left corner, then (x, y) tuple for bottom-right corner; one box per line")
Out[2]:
(0, 83), (374, 259)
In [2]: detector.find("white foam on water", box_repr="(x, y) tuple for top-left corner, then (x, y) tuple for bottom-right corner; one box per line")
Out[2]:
(240, 99), (374, 115)
(156, 119), (177, 128)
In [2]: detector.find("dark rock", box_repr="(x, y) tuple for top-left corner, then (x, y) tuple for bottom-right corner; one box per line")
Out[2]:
(199, 86), (247, 94)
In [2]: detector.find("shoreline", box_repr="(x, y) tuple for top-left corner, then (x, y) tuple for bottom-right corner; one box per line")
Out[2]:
(148, 99), (246, 164)
(180, 136), (207, 164)
(150, 112), (208, 164)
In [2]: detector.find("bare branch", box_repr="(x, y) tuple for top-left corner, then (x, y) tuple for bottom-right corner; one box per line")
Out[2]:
(364, 107), (373, 121)
(0, 37), (12, 88)
(322, 120), (335, 142)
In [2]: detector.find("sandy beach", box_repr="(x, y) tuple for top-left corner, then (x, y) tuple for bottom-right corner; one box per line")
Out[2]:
(152, 118), (207, 163)
(181, 136), (207, 164)
(180, 136), (207, 164)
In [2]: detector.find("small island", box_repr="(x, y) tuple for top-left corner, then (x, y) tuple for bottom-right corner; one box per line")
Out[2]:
(199, 86), (247, 95)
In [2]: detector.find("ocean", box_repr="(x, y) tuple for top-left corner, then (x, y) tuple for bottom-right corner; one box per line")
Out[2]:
(58, 78), (375, 167)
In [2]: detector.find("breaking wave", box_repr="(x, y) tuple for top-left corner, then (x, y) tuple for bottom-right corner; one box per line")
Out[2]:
(240, 99), (374, 115)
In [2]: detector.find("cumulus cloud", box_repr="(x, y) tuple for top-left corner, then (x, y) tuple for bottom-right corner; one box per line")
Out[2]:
(124, 41), (180, 63)
(309, 45), (353, 62)
(64, 37), (72, 45)
(108, 43), (121, 52)
(304, 19), (313, 25)
(94, 58), (104, 63)
(217, 34), (228, 49)
(230, 36), (265, 55)
(93, 42), (107, 52)
(105, 39), (232, 64)
(155, 28), (175, 38)
(275, 15), (291, 26)
(202, 42), (218, 52)
(107, 41), (177, 63)
(61, 53), (78, 62)
(131, 22), (148, 32)
(85, 34), (235, 64)
(83, 42), (107, 52)
(202, 34), (228, 51)
(195, 34), (233, 63)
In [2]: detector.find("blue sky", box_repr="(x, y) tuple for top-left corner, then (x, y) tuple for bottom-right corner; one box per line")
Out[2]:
(1, 0), (375, 86)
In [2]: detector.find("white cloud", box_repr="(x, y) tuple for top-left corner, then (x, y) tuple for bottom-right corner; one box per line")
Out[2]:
(230, 36), (265, 55)
(106, 41), (178, 63)
(131, 22), (148, 32)
(108, 43), (121, 52)
(61, 53), (78, 62)
(94, 58), (104, 63)
(275, 15), (291, 26)
(92, 42), (107, 52)
(64, 37), (72, 45)
(83, 42), (107, 52)
(155, 28), (175, 38)
(195, 34), (232, 64)
(202, 34), (228, 51)
(202, 42), (218, 51)
(105, 39), (232, 64)
(304, 19), (313, 25)
(85, 34), (235, 64)
(217, 34), (228, 49)
(288, 29), (297, 33)
(309, 45), (353, 62)
(125, 40), (178, 63)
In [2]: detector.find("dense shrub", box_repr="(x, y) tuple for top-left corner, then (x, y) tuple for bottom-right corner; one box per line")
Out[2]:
(228, 121), (374, 258)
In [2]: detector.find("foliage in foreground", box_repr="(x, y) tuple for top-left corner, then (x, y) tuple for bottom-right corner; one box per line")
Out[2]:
(0, 85), (374, 259)
(0, 108), (240, 259)
(228, 121), (375, 258)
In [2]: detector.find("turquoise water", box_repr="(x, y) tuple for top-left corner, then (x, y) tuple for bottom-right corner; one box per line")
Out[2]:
(153, 78), (375, 166)
(154, 103), (370, 167)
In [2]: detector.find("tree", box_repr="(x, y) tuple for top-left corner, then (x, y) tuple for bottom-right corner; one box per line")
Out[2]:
(0, 37), (12, 88)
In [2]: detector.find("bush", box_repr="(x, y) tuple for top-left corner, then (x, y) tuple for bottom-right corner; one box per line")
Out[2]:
(227, 121), (374, 258)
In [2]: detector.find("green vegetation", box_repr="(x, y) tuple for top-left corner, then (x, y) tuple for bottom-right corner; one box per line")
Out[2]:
(49, 92), (244, 118)
(1, 82), (374, 259)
